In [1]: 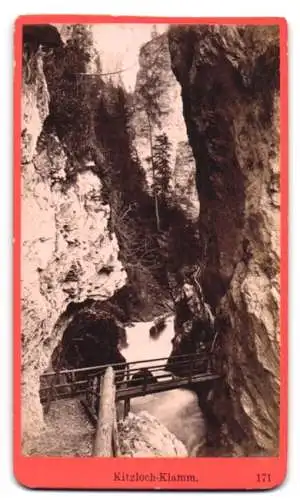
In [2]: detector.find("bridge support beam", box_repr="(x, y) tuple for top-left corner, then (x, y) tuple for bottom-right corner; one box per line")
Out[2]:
(124, 397), (130, 419)
(123, 364), (130, 419)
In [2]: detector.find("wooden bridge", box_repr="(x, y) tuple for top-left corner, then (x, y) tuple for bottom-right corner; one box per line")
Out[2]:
(40, 352), (221, 419)
(39, 351), (222, 457)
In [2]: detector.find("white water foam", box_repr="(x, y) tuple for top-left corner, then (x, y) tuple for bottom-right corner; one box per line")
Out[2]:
(120, 316), (206, 455)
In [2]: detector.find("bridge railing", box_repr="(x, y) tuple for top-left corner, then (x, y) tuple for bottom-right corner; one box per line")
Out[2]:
(39, 351), (219, 411)
(79, 352), (218, 420)
(40, 350), (215, 378)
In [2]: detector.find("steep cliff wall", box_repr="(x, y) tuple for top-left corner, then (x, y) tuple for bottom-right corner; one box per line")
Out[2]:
(168, 25), (280, 456)
(132, 34), (199, 222)
(21, 49), (126, 451)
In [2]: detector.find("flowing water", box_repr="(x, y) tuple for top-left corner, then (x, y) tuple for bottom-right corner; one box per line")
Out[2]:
(120, 316), (206, 455)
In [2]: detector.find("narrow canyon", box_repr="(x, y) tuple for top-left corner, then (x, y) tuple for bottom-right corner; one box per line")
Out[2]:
(21, 23), (280, 457)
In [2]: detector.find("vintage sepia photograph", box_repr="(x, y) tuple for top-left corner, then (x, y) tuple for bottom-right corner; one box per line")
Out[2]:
(20, 21), (280, 460)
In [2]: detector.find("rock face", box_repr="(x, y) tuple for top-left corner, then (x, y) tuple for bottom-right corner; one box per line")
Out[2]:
(132, 34), (199, 221)
(167, 282), (215, 376)
(21, 51), (50, 165)
(168, 25), (280, 456)
(21, 50), (126, 451)
(118, 411), (188, 457)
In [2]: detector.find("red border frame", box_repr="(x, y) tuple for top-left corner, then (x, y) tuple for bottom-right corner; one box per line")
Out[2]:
(13, 15), (288, 490)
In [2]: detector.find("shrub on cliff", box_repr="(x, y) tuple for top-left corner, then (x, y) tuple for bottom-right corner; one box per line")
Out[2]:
(42, 31), (202, 319)
(147, 132), (172, 206)
(43, 25), (104, 171)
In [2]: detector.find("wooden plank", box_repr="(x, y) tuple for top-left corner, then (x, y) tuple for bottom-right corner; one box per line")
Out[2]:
(123, 397), (130, 419)
(43, 388), (52, 414)
(40, 374), (220, 403)
(40, 364), (209, 396)
(123, 364), (130, 419)
(93, 367), (116, 457)
(116, 373), (221, 400)
(91, 376), (98, 415)
(40, 391), (84, 404)
(40, 370), (221, 404)
(114, 359), (211, 388)
(39, 379), (89, 392)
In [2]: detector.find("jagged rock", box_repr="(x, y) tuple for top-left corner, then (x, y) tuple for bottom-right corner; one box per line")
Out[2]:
(21, 51), (49, 164)
(21, 48), (126, 450)
(149, 315), (167, 339)
(132, 34), (200, 221)
(21, 22), (280, 460)
(56, 23), (101, 73)
(168, 25), (280, 455)
(167, 282), (215, 376)
(118, 411), (188, 457)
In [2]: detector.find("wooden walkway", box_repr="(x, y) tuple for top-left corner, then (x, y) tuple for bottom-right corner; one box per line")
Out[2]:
(40, 352), (221, 420)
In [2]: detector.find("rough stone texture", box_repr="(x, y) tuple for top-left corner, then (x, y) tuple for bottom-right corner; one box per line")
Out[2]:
(132, 34), (200, 221)
(21, 51), (126, 451)
(21, 52), (50, 165)
(56, 23), (101, 73)
(167, 283), (215, 373)
(24, 400), (94, 457)
(27, 405), (188, 457)
(168, 25), (280, 455)
(118, 411), (188, 457)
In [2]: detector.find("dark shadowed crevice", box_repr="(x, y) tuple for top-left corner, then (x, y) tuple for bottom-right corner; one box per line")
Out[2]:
(167, 24), (280, 456)
(49, 302), (127, 373)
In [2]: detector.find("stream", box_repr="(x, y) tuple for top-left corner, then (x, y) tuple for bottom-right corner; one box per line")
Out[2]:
(120, 316), (206, 456)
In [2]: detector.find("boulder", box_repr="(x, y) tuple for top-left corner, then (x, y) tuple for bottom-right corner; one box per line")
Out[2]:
(118, 411), (188, 457)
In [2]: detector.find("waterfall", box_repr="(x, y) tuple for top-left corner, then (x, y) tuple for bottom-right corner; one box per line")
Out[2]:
(120, 316), (206, 455)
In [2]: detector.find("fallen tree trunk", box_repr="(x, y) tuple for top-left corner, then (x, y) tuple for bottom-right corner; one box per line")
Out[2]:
(93, 367), (116, 457)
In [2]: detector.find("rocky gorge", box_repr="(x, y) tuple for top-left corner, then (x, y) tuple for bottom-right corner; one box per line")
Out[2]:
(168, 24), (280, 456)
(21, 48), (126, 449)
(20, 23), (280, 457)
